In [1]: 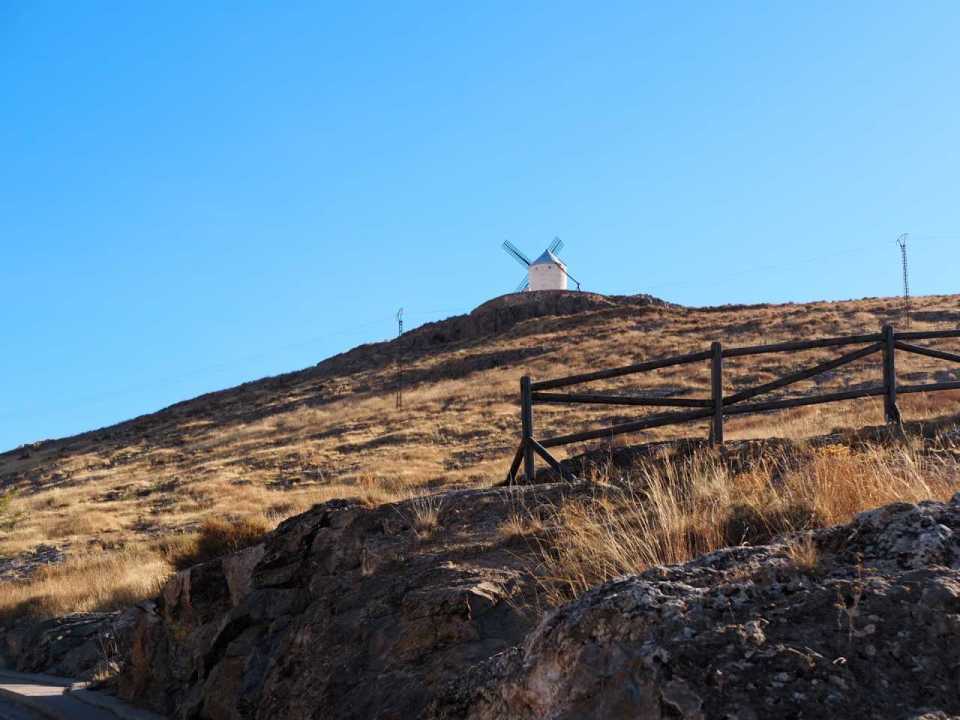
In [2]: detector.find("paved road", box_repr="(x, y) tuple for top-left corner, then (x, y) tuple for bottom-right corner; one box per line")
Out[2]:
(0, 695), (42, 720)
(0, 672), (166, 720)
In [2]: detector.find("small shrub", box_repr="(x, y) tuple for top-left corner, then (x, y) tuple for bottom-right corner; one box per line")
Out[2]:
(160, 515), (272, 570)
(407, 495), (442, 537)
(785, 533), (821, 574)
(498, 511), (545, 541)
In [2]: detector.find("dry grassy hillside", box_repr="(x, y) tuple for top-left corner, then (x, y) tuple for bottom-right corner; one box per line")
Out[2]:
(0, 291), (958, 618)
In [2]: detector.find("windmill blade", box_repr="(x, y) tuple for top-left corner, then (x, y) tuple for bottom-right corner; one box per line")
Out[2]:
(515, 276), (530, 293)
(502, 240), (532, 267)
(548, 236), (564, 255)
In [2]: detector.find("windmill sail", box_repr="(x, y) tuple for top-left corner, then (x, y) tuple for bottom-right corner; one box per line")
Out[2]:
(502, 240), (532, 267)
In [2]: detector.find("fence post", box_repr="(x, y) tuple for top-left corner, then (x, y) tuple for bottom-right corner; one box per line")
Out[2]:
(520, 375), (536, 482)
(710, 341), (724, 445)
(882, 325), (902, 424)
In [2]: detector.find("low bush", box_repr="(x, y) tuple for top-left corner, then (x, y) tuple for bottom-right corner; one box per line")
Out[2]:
(159, 515), (273, 570)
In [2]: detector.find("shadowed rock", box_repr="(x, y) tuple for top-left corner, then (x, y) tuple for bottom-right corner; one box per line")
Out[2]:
(114, 484), (579, 719)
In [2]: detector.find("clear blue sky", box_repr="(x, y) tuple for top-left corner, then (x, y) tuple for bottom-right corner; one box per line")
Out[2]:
(2, 1), (959, 450)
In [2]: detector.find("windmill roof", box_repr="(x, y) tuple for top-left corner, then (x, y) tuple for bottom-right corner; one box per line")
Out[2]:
(531, 250), (566, 267)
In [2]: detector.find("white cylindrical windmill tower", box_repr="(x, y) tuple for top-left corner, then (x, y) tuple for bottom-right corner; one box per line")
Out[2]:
(528, 250), (568, 291)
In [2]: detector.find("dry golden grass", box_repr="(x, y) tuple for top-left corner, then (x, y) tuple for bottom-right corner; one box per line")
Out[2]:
(784, 532), (821, 574)
(0, 292), (958, 620)
(498, 511), (545, 541)
(42, 510), (121, 540)
(407, 495), (443, 537)
(534, 437), (959, 606)
(0, 549), (168, 622)
(0, 516), (273, 620)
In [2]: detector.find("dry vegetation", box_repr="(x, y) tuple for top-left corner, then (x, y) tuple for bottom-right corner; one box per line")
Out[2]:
(0, 292), (958, 620)
(532, 434), (960, 606)
(0, 548), (168, 620)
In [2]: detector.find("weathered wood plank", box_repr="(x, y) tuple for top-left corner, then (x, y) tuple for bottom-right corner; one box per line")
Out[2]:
(895, 341), (960, 365)
(506, 442), (525, 484)
(896, 329), (960, 341)
(530, 350), (712, 391)
(531, 392), (712, 408)
(710, 341), (724, 445)
(897, 380), (960, 395)
(882, 325), (902, 424)
(723, 333), (882, 358)
(723, 386), (886, 416)
(725, 342), (883, 406)
(540, 408), (714, 448)
(528, 439), (575, 480)
(520, 376), (535, 483)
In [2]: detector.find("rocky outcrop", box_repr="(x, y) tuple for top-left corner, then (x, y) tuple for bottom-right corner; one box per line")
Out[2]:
(399, 292), (668, 350)
(115, 485), (577, 719)
(3, 610), (137, 680)
(316, 291), (668, 377)
(113, 474), (960, 719)
(444, 496), (960, 720)
(0, 544), (67, 583)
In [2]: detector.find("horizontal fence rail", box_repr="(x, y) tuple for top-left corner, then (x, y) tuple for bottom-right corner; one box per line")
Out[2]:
(506, 325), (960, 484)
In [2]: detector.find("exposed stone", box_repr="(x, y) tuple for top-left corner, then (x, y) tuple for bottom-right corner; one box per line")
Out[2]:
(449, 494), (960, 720)
(0, 544), (67, 583)
(2, 608), (138, 681)
(115, 484), (579, 719)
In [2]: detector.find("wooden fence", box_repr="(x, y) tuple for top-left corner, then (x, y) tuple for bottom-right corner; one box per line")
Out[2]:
(506, 325), (960, 484)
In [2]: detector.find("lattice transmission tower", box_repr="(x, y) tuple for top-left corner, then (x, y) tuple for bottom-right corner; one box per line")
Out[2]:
(395, 308), (404, 408)
(896, 233), (911, 329)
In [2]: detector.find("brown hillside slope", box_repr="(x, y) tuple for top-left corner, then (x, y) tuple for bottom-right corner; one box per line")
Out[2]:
(0, 291), (958, 618)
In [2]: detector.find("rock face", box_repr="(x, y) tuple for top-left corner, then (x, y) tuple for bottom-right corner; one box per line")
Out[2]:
(3, 610), (136, 680)
(116, 483), (960, 720)
(116, 485), (574, 719)
(448, 496), (960, 720)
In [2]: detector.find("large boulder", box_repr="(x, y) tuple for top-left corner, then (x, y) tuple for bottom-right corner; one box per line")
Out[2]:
(116, 485), (575, 719)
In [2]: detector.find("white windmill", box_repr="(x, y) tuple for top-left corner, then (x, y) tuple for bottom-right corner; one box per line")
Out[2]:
(501, 237), (581, 293)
